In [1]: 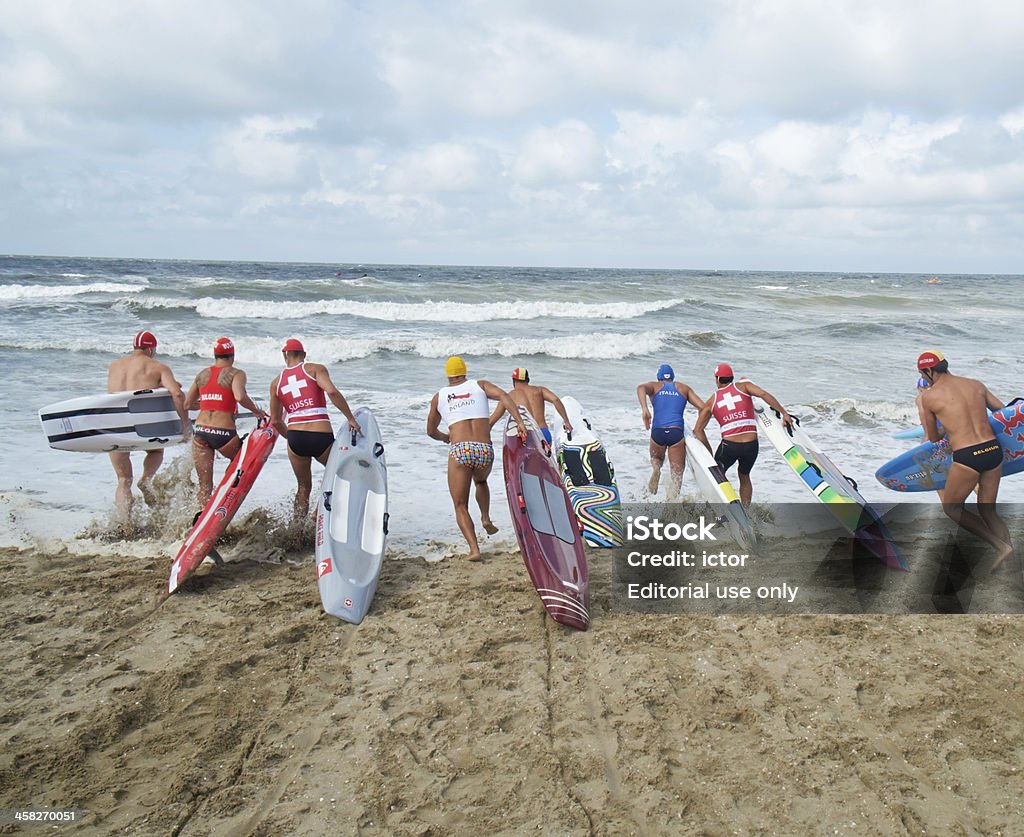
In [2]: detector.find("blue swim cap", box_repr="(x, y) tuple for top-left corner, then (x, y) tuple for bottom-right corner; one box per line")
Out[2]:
(916, 376), (930, 390)
(657, 364), (674, 381)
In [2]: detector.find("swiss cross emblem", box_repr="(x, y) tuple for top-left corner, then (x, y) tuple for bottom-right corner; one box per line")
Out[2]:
(281, 374), (309, 399)
(717, 390), (743, 411)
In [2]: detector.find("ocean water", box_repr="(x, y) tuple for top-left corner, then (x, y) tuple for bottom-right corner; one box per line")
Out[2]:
(3, 255), (1021, 556)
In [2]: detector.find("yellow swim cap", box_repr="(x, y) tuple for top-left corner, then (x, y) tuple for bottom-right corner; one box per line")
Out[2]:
(445, 355), (467, 377)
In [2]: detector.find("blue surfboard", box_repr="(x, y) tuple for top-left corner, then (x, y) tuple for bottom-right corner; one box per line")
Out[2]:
(876, 401), (1024, 492)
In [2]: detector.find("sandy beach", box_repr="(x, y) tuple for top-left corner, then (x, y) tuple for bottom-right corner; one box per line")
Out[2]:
(2, 521), (1023, 836)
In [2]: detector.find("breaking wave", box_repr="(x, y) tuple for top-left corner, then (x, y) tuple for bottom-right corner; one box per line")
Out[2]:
(125, 296), (688, 322)
(0, 281), (148, 301)
(2, 331), (674, 363)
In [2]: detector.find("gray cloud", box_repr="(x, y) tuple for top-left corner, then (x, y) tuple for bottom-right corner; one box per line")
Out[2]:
(2, 0), (1023, 271)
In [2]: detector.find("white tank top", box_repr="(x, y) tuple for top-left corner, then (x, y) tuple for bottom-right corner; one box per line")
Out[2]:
(438, 380), (490, 425)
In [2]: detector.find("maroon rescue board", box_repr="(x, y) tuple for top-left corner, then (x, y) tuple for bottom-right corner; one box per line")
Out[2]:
(168, 424), (279, 594)
(502, 409), (590, 630)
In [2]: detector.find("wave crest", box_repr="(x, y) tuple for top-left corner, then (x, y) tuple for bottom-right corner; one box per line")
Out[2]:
(130, 296), (687, 322)
(0, 282), (147, 301)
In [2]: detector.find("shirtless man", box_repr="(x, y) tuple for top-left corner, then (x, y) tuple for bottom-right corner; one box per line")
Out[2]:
(269, 338), (360, 519)
(426, 356), (526, 561)
(637, 363), (706, 500)
(916, 350), (1013, 569)
(915, 374), (947, 503)
(693, 363), (792, 506)
(503, 367), (573, 449)
(106, 330), (189, 525)
(183, 337), (268, 507)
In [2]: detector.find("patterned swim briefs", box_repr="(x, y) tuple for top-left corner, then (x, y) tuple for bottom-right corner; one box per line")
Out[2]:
(449, 441), (495, 470)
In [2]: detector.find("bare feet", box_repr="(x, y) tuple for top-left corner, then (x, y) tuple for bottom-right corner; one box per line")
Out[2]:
(466, 552), (482, 562)
(482, 520), (499, 535)
(137, 478), (157, 507)
(647, 469), (660, 494)
(990, 543), (1015, 574)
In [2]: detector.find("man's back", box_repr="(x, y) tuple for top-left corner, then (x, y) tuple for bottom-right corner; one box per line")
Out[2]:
(923, 374), (995, 449)
(107, 353), (168, 393)
(510, 384), (547, 426)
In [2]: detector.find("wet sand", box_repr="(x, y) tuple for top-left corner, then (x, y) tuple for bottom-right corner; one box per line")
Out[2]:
(2, 527), (1023, 836)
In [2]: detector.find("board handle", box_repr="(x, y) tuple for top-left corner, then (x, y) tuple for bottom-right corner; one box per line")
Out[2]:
(373, 442), (384, 458)
(773, 407), (800, 436)
(323, 490), (332, 512)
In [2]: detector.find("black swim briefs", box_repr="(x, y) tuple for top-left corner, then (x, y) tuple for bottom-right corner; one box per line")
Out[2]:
(287, 429), (335, 459)
(193, 425), (238, 451)
(951, 440), (1002, 473)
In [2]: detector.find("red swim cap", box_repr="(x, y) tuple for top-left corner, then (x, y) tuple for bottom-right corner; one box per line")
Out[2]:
(917, 350), (946, 370)
(214, 337), (234, 356)
(282, 338), (305, 353)
(714, 362), (734, 378)
(134, 330), (157, 349)
(511, 367), (530, 382)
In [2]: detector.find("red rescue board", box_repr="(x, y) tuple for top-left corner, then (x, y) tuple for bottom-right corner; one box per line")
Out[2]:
(168, 424), (279, 593)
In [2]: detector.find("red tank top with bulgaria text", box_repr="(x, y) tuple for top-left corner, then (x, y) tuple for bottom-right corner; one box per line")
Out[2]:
(711, 383), (757, 437)
(199, 366), (237, 413)
(277, 363), (329, 426)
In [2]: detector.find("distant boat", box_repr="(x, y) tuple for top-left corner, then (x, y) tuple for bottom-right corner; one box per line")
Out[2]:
(925, 277), (942, 284)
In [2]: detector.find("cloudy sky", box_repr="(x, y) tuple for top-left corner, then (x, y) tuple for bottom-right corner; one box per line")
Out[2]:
(2, 0), (1023, 272)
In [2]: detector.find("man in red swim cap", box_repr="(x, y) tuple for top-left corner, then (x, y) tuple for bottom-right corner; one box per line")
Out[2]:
(106, 330), (190, 528)
(916, 350), (1013, 569)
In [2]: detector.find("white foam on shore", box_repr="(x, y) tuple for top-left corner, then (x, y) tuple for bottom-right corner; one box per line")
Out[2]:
(0, 331), (671, 363)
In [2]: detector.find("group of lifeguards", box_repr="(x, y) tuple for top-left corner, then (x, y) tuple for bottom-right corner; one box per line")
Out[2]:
(107, 332), (360, 525)
(108, 331), (792, 556)
(109, 332), (1014, 572)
